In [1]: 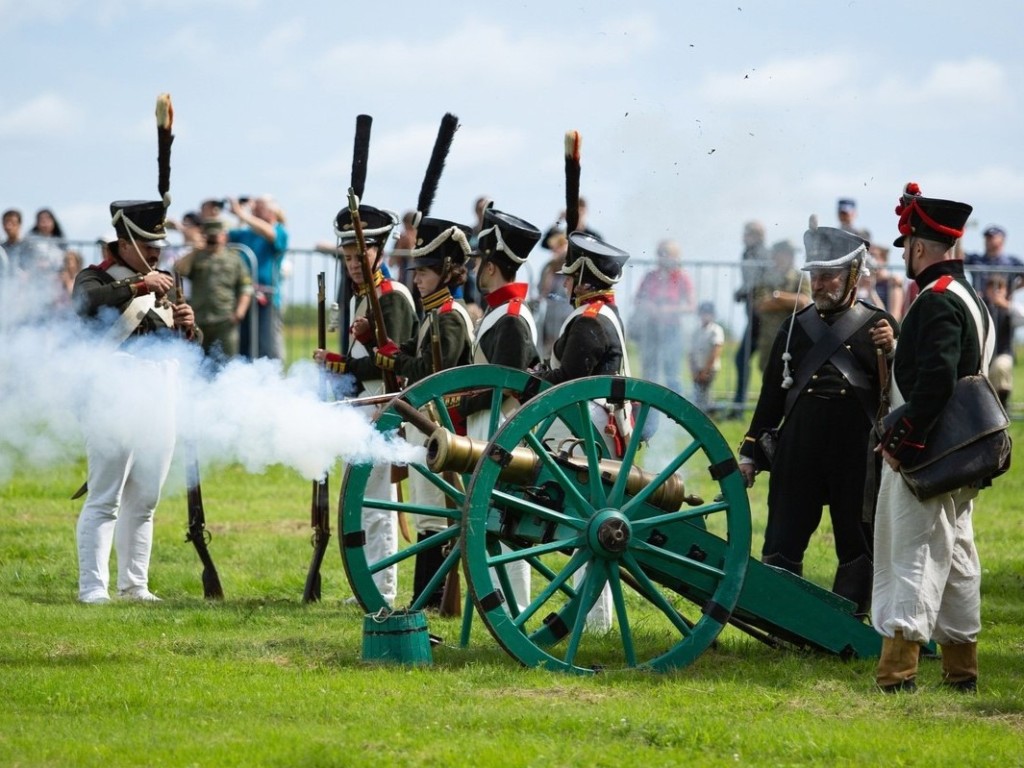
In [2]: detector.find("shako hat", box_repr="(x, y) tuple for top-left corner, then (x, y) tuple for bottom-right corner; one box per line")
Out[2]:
(410, 217), (473, 270)
(893, 182), (972, 248)
(334, 204), (399, 247)
(801, 225), (868, 272)
(476, 205), (542, 271)
(110, 200), (169, 247)
(558, 231), (630, 285)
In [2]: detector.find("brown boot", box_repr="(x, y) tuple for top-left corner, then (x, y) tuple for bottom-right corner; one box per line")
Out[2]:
(941, 642), (978, 692)
(876, 630), (919, 692)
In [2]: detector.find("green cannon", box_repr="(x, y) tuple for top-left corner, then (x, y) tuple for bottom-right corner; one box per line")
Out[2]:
(339, 365), (880, 674)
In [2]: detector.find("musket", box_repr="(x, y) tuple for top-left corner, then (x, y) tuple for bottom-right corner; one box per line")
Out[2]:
(176, 270), (224, 600)
(302, 272), (331, 603)
(348, 187), (399, 394)
(347, 186), (413, 542)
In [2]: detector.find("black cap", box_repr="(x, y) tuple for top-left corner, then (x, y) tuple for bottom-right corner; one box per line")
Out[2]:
(109, 200), (168, 247)
(558, 231), (630, 285)
(477, 207), (541, 271)
(334, 204), (398, 247)
(410, 217), (473, 269)
(893, 183), (972, 247)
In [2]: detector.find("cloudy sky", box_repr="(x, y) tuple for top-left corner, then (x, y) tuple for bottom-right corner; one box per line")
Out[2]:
(3, 0), (1021, 284)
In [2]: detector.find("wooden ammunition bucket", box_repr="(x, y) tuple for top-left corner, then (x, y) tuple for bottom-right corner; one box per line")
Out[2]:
(361, 608), (432, 666)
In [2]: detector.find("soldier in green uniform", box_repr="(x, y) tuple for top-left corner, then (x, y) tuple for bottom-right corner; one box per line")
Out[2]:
(371, 216), (475, 607)
(174, 218), (252, 363)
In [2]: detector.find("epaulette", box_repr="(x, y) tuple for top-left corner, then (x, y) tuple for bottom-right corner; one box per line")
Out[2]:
(582, 301), (605, 318)
(438, 298), (455, 314)
(507, 298), (523, 317)
(932, 275), (955, 293)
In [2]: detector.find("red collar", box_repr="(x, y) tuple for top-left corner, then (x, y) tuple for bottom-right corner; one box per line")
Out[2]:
(484, 282), (528, 309)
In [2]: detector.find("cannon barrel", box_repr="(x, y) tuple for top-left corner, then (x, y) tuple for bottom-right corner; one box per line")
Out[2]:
(425, 428), (692, 512)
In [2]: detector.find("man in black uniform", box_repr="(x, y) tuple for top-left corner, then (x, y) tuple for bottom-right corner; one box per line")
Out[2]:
(460, 205), (542, 429)
(72, 199), (200, 603)
(738, 224), (896, 616)
(534, 230), (631, 632)
(537, 231), (630, 389)
(458, 204), (542, 612)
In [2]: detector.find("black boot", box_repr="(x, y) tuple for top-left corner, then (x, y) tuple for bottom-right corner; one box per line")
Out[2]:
(412, 533), (445, 609)
(832, 554), (873, 619)
(762, 552), (803, 577)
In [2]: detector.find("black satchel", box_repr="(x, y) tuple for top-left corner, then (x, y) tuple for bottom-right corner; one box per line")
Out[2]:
(882, 374), (1012, 501)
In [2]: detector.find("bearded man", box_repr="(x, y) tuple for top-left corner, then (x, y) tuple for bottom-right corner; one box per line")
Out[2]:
(738, 223), (897, 617)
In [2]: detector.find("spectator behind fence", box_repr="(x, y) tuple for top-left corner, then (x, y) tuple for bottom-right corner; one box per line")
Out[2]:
(229, 195), (288, 360)
(689, 301), (724, 413)
(867, 244), (905, 318)
(753, 239), (812, 373)
(26, 207), (67, 271)
(837, 198), (872, 242)
(981, 275), (1021, 408)
(964, 225), (1023, 292)
(728, 220), (769, 418)
(2, 208), (33, 273)
(56, 249), (83, 308)
(630, 239), (695, 393)
(174, 218), (253, 365)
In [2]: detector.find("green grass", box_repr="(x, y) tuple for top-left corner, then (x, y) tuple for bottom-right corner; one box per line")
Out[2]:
(2, 331), (1023, 766)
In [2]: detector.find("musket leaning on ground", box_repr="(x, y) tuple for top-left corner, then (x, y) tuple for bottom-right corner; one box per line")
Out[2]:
(302, 272), (332, 603)
(176, 271), (224, 600)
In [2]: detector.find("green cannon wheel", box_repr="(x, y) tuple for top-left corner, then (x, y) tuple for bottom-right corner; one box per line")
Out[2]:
(460, 375), (751, 674)
(338, 365), (552, 613)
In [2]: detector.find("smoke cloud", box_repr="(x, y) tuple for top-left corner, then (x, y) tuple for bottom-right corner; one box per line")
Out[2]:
(0, 298), (422, 488)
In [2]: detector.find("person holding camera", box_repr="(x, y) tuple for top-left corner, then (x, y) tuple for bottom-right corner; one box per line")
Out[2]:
(174, 217), (252, 364)
(228, 195), (288, 359)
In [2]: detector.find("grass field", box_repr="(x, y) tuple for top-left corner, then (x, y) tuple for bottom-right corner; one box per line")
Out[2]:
(2, 339), (1023, 767)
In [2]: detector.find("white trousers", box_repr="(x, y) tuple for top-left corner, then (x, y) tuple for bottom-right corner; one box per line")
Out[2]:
(362, 460), (398, 604)
(77, 416), (175, 601)
(871, 464), (981, 645)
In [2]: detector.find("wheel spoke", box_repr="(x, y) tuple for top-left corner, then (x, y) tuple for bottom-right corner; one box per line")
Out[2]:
(574, 401), (606, 506)
(564, 562), (604, 667)
(363, 495), (459, 521)
(429, 395), (455, 432)
(513, 549), (588, 628)
(410, 462), (465, 506)
(631, 500), (731, 534)
(630, 538), (726, 580)
(608, 401), (650, 507)
(371, 526), (459, 572)
(409, 539), (460, 612)
(607, 564), (637, 667)
(487, 387), (503, 435)
(488, 535), (584, 566)
(523, 431), (594, 518)
(619, 438), (701, 517)
(621, 553), (693, 637)
(491, 488), (587, 529)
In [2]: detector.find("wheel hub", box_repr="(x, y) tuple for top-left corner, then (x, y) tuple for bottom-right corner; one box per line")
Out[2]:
(588, 509), (632, 559)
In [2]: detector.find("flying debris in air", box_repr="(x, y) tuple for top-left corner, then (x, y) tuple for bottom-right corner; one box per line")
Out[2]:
(708, 148), (716, 155)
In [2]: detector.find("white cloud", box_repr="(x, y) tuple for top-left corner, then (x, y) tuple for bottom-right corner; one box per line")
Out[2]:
(699, 54), (855, 107)
(0, 94), (83, 139)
